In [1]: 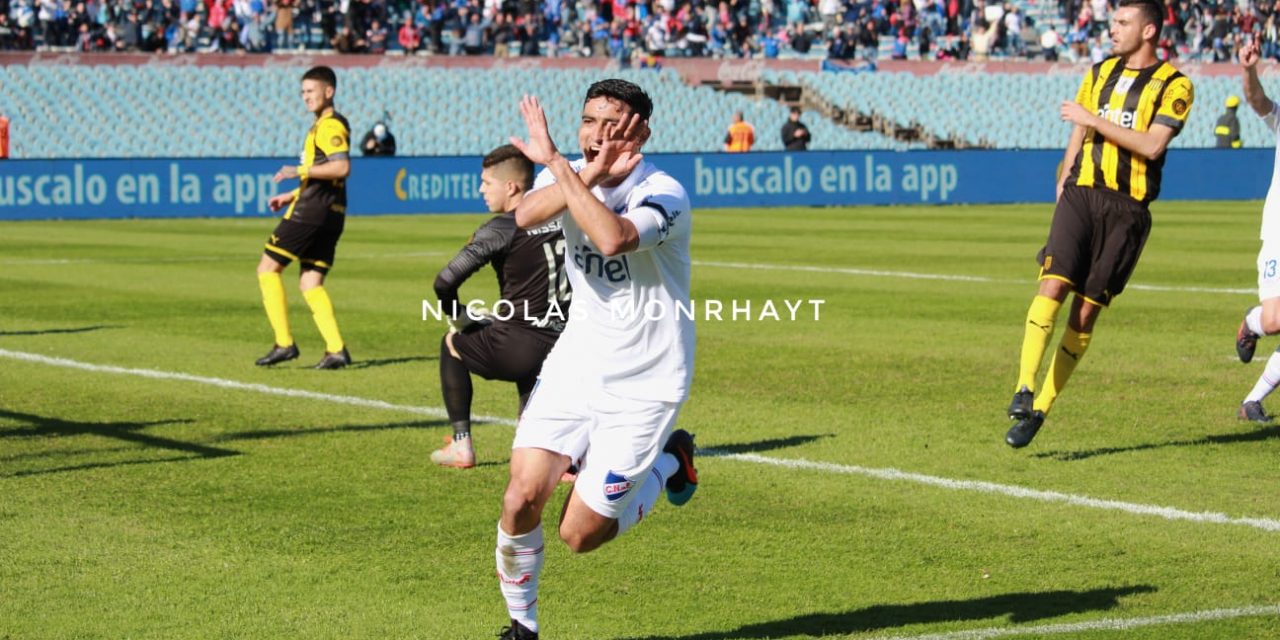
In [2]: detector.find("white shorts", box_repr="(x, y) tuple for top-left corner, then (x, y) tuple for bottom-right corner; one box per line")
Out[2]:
(513, 372), (682, 520)
(1259, 241), (1280, 301)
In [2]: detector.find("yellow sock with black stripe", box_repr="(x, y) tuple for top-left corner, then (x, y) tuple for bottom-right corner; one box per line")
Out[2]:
(1018, 295), (1062, 392)
(303, 286), (344, 353)
(258, 272), (293, 347)
(1033, 328), (1091, 415)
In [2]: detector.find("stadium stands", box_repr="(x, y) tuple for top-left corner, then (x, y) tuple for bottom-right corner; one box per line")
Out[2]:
(770, 68), (1280, 150)
(0, 60), (1271, 159)
(0, 64), (914, 158)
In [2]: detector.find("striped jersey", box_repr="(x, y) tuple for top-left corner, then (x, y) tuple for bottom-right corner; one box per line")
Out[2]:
(1066, 57), (1195, 204)
(285, 111), (351, 225)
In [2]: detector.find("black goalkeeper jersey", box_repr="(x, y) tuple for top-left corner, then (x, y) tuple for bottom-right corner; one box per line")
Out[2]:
(434, 213), (570, 333)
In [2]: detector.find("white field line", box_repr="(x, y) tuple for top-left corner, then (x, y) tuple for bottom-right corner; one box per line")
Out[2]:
(0, 251), (445, 266)
(689, 260), (1255, 296)
(0, 348), (515, 426)
(4, 348), (1279, 534)
(870, 604), (1280, 640)
(704, 452), (1280, 533)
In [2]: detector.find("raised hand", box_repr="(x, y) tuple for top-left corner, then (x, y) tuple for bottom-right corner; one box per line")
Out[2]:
(509, 95), (560, 165)
(1241, 40), (1260, 69)
(590, 112), (647, 183)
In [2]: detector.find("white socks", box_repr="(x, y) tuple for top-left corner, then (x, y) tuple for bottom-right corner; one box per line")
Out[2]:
(494, 453), (681, 632)
(1246, 347), (1280, 403)
(496, 524), (544, 633)
(1247, 306), (1265, 336)
(615, 452), (679, 536)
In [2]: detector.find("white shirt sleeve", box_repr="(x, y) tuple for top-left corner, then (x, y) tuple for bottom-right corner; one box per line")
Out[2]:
(1266, 100), (1280, 136)
(622, 193), (686, 252)
(531, 165), (558, 191)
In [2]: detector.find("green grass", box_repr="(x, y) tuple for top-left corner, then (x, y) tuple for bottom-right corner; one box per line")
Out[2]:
(1, 202), (1279, 639)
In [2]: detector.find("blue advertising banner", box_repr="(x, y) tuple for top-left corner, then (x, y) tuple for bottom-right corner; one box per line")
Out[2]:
(0, 149), (1270, 220)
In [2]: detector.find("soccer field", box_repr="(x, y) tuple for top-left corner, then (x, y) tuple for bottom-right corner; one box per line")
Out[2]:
(2, 202), (1279, 639)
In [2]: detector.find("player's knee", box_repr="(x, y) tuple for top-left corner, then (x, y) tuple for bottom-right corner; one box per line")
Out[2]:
(558, 525), (603, 554)
(1262, 314), (1280, 336)
(257, 256), (284, 274)
(1037, 278), (1070, 300)
(501, 480), (542, 519)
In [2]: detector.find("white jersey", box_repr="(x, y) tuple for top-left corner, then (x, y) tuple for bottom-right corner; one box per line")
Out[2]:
(1262, 100), (1280, 241)
(531, 158), (695, 402)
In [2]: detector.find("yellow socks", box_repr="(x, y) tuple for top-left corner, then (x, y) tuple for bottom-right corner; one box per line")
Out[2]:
(258, 272), (293, 348)
(303, 286), (345, 353)
(1034, 329), (1092, 415)
(1017, 295), (1062, 392)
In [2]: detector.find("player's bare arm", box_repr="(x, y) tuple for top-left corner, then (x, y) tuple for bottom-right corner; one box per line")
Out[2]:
(1241, 42), (1273, 118)
(273, 159), (350, 184)
(544, 137), (642, 256)
(510, 95), (643, 230)
(273, 165), (299, 182)
(1060, 100), (1177, 161)
(510, 95), (645, 255)
(511, 95), (600, 228)
(267, 191), (297, 212)
(1057, 124), (1086, 202)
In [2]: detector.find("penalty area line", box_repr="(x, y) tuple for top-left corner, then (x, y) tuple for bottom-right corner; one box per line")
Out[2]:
(869, 604), (1280, 640)
(4, 348), (1278, 534)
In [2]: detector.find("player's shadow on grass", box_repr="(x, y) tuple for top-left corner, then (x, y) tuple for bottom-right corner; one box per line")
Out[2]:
(620, 585), (1156, 640)
(346, 355), (436, 370)
(1035, 424), (1280, 462)
(215, 419), (448, 441)
(0, 409), (237, 478)
(0, 325), (121, 337)
(699, 434), (833, 456)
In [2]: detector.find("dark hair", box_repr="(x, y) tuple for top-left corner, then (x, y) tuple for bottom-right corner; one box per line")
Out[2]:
(584, 79), (653, 122)
(789, 106), (802, 115)
(302, 65), (338, 89)
(1119, 0), (1164, 33)
(483, 144), (535, 191)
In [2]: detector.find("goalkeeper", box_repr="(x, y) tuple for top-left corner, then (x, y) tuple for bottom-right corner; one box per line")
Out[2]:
(430, 145), (571, 469)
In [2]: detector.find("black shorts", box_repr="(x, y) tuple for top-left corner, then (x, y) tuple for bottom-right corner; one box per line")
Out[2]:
(1037, 185), (1151, 307)
(451, 321), (558, 385)
(264, 217), (345, 274)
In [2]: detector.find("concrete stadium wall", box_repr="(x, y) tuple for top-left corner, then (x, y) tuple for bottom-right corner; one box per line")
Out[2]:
(0, 149), (1269, 220)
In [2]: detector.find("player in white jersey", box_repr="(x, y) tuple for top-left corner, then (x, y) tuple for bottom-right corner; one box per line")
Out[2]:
(490, 79), (698, 640)
(1234, 40), (1280, 423)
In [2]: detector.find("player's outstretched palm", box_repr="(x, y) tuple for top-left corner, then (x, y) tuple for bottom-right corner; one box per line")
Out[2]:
(510, 95), (560, 165)
(590, 112), (646, 183)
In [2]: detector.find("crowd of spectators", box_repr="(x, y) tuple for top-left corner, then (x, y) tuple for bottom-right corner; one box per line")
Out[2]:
(0, 0), (1274, 63)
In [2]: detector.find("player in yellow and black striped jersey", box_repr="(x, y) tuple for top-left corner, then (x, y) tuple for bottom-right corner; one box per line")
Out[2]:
(255, 65), (354, 370)
(1005, 0), (1193, 448)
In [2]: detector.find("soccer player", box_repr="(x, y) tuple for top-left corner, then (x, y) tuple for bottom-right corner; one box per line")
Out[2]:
(429, 144), (571, 468)
(1005, 0), (1194, 448)
(491, 80), (698, 640)
(1232, 40), (1280, 423)
(256, 65), (353, 370)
